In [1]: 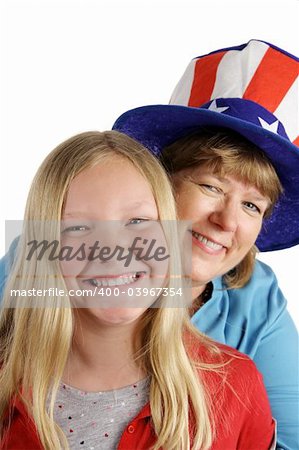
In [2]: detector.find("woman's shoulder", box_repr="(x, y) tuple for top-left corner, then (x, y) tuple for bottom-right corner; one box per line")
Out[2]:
(216, 259), (287, 320)
(228, 259), (284, 299)
(192, 259), (288, 353)
(232, 260), (287, 321)
(247, 258), (283, 285)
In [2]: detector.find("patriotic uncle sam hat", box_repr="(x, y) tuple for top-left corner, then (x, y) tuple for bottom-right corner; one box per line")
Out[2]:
(113, 39), (299, 252)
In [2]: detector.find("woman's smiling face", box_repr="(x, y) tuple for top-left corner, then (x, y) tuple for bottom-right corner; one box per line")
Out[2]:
(174, 165), (270, 288)
(60, 155), (169, 326)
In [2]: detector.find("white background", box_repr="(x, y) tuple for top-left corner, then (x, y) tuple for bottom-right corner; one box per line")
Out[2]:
(0, 0), (298, 327)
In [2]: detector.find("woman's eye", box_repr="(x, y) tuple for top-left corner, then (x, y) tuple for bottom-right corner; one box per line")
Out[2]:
(243, 202), (261, 213)
(200, 184), (220, 193)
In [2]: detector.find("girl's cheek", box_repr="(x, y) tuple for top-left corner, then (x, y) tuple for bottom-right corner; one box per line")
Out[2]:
(60, 257), (88, 281)
(59, 235), (93, 277)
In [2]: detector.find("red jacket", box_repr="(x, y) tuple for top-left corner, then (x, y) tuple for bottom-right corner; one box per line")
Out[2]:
(1, 345), (275, 449)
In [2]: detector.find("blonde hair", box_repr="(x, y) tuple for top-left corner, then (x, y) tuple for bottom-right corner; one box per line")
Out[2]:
(0, 131), (224, 450)
(162, 129), (283, 288)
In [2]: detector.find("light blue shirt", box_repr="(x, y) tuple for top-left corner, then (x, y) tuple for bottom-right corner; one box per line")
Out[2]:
(192, 261), (298, 450)
(0, 240), (298, 449)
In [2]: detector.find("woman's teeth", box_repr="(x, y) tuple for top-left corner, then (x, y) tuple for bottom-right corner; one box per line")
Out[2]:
(192, 231), (223, 250)
(85, 272), (144, 287)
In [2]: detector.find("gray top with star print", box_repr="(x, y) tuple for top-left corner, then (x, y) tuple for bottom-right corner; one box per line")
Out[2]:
(53, 378), (150, 450)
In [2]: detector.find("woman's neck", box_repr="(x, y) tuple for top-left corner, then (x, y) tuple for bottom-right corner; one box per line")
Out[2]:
(189, 282), (214, 316)
(191, 283), (207, 301)
(62, 310), (145, 392)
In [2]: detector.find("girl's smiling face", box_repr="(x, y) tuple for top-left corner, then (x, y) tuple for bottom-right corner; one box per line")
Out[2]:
(174, 165), (270, 288)
(60, 155), (169, 326)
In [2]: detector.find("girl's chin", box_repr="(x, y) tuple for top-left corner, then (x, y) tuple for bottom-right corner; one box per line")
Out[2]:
(86, 308), (147, 326)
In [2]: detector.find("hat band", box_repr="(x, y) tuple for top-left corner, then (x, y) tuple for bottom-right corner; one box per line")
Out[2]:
(200, 98), (290, 141)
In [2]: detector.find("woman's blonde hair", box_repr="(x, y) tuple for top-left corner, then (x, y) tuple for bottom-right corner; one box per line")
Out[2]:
(162, 129), (283, 288)
(0, 131), (224, 450)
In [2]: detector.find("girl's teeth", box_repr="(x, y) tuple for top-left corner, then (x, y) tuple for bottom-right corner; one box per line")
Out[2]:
(192, 231), (223, 250)
(86, 273), (142, 287)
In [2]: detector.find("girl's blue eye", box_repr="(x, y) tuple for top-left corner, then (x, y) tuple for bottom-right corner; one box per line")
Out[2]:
(127, 218), (147, 225)
(62, 225), (90, 233)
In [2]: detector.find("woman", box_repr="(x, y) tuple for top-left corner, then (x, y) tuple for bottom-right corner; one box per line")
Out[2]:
(0, 130), (275, 449)
(113, 40), (299, 449)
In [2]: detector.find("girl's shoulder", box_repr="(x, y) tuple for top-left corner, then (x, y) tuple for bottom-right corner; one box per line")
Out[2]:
(196, 339), (257, 368)
(193, 340), (274, 445)
(1, 395), (44, 450)
(193, 339), (266, 400)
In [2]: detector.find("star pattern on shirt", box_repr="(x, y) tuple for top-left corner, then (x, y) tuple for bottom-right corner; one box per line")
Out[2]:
(55, 379), (150, 450)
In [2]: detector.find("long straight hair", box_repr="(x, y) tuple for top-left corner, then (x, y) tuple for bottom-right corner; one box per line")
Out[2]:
(0, 131), (224, 450)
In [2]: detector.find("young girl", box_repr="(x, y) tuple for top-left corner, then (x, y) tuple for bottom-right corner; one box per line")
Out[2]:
(0, 131), (274, 449)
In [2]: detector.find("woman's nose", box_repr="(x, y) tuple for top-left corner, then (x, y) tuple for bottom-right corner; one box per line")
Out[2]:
(209, 201), (238, 233)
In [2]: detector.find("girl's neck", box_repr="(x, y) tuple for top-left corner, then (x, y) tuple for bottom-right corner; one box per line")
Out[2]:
(62, 311), (146, 392)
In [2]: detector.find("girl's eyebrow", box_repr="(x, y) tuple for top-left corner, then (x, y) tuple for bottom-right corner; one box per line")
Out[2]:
(62, 213), (87, 218)
(63, 201), (155, 218)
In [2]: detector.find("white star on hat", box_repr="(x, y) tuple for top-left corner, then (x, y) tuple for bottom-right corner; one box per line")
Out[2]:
(258, 117), (279, 134)
(208, 99), (229, 113)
